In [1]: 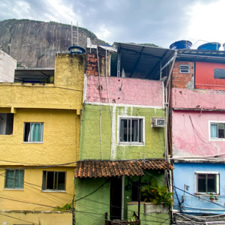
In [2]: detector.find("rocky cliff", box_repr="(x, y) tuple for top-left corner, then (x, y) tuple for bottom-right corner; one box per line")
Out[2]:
(0, 19), (106, 68)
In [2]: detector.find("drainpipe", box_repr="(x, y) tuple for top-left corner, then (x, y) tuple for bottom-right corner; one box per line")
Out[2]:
(121, 175), (125, 220)
(164, 51), (177, 224)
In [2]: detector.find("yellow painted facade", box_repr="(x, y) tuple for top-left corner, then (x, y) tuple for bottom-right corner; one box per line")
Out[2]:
(0, 53), (85, 225)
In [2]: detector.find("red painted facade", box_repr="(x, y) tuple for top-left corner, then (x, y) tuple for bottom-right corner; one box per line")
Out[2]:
(195, 62), (225, 90)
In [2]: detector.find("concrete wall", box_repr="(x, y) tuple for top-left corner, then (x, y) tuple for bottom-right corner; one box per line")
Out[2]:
(79, 104), (165, 160)
(85, 75), (164, 107)
(0, 167), (74, 211)
(0, 53), (85, 224)
(172, 88), (225, 110)
(127, 203), (170, 225)
(0, 50), (17, 82)
(0, 109), (79, 165)
(174, 163), (225, 214)
(172, 110), (225, 158)
(0, 211), (72, 225)
(75, 178), (110, 225)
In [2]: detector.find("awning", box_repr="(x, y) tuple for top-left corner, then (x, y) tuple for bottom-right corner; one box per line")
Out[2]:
(74, 159), (173, 178)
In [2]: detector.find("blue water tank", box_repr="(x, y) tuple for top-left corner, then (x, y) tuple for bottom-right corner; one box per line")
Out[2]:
(197, 42), (221, 50)
(68, 46), (85, 54)
(169, 40), (192, 49)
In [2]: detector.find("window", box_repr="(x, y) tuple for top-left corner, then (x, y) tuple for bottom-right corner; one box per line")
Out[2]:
(119, 117), (144, 144)
(24, 123), (43, 142)
(214, 68), (225, 79)
(5, 169), (24, 189)
(210, 123), (225, 139)
(196, 172), (219, 194)
(0, 113), (14, 135)
(42, 171), (66, 191)
(179, 65), (190, 73)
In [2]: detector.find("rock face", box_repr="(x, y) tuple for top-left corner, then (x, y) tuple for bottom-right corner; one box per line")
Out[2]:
(0, 19), (105, 68)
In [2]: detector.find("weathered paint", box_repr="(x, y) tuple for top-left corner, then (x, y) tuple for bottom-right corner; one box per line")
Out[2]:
(0, 53), (85, 224)
(0, 109), (79, 165)
(0, 211), (72, 225)
(0, 54), (85, 112)
(172, 88), (225, 110)
(127, 203), (170, 225)
(172, 110), (225, 157)
(75, 178), (110, 225)
(0, 50), (17, 82)
(79, 104), (165, 160)
(174, 163), (225, 214)
(75, 172), (166, 225)
(195, 62), (225, 90)
(85, 75), (164, 107)
(0, 168), (74, 211)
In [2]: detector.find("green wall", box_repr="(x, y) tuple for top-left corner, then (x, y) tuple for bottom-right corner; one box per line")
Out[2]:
(79, 104), (165, 160)
(75, 178), (110, 225)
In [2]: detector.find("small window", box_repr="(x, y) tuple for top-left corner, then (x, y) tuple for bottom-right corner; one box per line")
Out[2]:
(196, 172), (219, 194)
(0, 113), (14, 135)
(42, 171), (66, 191)
(179, 65), (190, 73)
(119, 118), (144, 143)
(214, 68), (225, 79)
(24, 123), (43, 142)
(210, 123), (225, 139)
(5, 169), (24, 189)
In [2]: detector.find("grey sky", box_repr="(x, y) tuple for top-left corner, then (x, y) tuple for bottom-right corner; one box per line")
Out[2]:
(0, 0), (223, 48)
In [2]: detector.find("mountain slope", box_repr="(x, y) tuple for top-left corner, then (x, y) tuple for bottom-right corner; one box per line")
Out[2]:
(0, 19), (106, 68)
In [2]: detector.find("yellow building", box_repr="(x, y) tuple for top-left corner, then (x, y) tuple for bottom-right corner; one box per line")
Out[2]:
(0, 53), (85, 224)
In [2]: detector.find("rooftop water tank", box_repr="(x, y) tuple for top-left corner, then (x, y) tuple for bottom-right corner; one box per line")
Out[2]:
(68, 46), (85, 54)
(169, 40), (192, 50)
(197, 42), (221, 50)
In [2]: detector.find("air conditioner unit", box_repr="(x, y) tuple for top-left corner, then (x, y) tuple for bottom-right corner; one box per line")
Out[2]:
(152, 118), (165, 128)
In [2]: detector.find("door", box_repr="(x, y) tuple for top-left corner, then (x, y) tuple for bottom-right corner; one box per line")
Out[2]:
(110, 177), (122, 220)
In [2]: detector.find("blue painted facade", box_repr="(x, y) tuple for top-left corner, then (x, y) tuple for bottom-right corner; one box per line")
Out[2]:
(173, 163), (225, 214)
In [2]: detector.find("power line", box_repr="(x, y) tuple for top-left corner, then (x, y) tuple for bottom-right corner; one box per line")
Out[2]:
(0, 212), (38, 225)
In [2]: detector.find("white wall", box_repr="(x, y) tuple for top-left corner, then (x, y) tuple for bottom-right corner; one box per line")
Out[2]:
(0, 50), (17, 82)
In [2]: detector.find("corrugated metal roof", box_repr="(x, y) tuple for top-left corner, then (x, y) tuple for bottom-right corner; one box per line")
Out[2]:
(74, 159), (173, 178)
(113, 43), (175, 80)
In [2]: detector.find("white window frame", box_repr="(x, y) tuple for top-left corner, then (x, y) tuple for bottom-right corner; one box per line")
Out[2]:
(117, 116), (145, 146)
(179, 64), (190, 74)
(23, 122), (44, 143)
(209, 121), (225, 141)
(42, 171), (66, 192)
(195, 171), (220, 195)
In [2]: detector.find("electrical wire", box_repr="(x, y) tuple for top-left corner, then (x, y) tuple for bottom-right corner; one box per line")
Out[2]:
(0, 212), (38, 225)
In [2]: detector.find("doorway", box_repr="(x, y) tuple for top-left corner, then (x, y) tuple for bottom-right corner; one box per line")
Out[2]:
(110, 177), (122, 220)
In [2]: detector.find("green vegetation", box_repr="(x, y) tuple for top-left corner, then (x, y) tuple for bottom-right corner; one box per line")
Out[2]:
(141, 178), (173, 206)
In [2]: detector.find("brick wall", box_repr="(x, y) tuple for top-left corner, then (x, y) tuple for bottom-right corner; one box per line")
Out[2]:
(86, 48), (109, 76)
(172, 61), (194, 88)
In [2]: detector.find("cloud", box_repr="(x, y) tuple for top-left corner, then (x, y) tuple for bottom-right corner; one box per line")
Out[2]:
(0, 0), (218, 47)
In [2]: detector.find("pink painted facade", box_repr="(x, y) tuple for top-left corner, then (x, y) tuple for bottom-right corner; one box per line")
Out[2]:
(85, 75), (164, 107)
(171, 88), (225, 110)
(172, 110), (225, 158)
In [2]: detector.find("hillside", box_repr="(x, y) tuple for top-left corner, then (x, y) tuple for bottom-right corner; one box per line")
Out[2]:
(0, 19), (106, 68)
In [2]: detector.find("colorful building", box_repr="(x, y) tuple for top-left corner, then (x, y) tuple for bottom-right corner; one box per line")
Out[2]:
(171, 47), (225, 223)
(0, 52), (85, 224)
(74, 43), (174, 225)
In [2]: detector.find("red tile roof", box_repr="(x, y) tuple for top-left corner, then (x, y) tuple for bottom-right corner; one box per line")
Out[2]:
(74, 159), (173, 178)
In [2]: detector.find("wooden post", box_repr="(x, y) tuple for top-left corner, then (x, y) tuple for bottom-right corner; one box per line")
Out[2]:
(138, 176), (141, 220)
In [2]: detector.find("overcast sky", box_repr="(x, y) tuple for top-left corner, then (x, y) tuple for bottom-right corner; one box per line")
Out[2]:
(0, 0), (224, 48)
